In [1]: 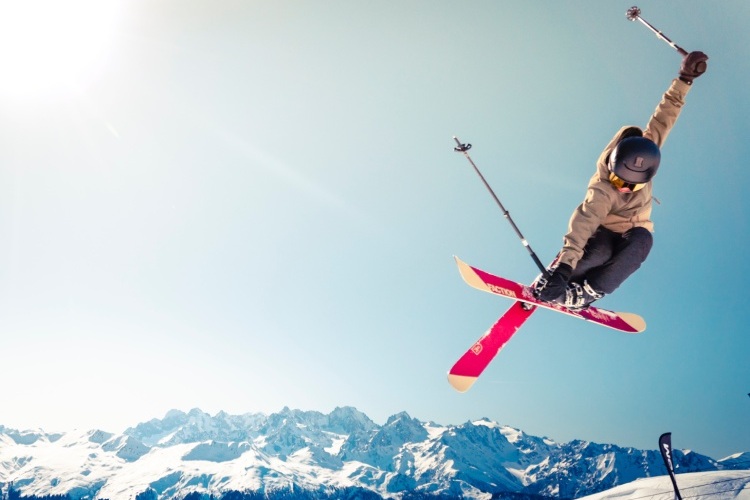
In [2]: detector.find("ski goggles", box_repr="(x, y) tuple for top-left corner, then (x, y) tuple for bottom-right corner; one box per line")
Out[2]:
(609, 172), (646, 193)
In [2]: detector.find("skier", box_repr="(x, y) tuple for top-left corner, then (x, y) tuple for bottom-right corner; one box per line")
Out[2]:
(534, 50), (708, 310)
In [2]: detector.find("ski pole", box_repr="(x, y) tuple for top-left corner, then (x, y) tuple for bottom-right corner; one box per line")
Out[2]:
(626, 6), (688, 56)
(453, 136), (549, 277)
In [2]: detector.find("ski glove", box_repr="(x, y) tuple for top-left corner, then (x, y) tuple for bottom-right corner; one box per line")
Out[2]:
(679, 51), (708, 84)
(535, 263), (573, 303)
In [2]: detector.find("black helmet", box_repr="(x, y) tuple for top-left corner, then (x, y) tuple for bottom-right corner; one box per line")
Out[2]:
(608, 136), (661, 184)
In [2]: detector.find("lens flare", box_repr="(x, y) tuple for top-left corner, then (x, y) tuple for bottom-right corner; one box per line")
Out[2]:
(0, 0), (121, 98)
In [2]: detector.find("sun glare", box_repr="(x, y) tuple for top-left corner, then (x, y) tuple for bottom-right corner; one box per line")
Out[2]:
(0, 1), (121, 98)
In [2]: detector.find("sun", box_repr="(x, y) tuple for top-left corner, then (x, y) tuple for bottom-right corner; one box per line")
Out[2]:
(0, 0), (122, 99)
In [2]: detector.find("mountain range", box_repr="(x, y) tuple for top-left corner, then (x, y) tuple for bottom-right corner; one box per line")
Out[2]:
(1, 407), (748, 499)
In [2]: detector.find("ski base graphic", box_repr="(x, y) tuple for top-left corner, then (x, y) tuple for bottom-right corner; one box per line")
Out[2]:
(455, 256), (646, 333)
(448, 301), (535, 392)
(448, 257), (646, 392)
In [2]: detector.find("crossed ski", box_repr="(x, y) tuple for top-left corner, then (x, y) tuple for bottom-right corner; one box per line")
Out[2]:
(447, 258), (646, 392)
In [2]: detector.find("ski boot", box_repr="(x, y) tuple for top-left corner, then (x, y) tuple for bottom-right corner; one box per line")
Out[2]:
(563, 280), (604, 311)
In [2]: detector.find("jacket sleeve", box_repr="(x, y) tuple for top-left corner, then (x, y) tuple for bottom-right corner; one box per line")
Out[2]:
(558, 181), (615, 269)
(557, 78), (692, 270)
(643, 78), (691, 147)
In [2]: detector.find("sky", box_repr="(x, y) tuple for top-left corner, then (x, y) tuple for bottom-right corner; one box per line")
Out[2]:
(0, 0), (748, 460)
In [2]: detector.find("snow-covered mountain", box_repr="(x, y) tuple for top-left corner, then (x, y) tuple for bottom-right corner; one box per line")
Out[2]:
(0, 407), (747, 499)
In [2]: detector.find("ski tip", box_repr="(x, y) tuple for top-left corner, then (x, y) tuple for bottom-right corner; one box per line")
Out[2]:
(447, 373), (477, 393)
(615, 311), (647, 333)
(453, 256), (490, 292)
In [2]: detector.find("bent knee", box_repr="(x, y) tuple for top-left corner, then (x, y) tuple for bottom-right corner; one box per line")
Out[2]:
(624, 227), (653, 258)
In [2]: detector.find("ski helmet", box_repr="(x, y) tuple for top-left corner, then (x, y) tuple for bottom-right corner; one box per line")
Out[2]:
(608, 136), (661, 184)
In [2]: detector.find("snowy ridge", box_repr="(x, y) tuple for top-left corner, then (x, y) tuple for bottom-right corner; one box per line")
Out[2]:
(579, 470), (750, 500)
(0, 409), (748, 499)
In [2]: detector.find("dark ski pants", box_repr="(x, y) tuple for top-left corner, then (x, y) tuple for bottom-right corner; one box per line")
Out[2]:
(569, 226), (653, 295)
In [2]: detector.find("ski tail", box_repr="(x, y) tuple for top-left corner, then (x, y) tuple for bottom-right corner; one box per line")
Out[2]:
(448, 301), (535, 392)
(616, 312), (647, 333)
(447, 374), (478, 393)
(455, 255), (495, 294)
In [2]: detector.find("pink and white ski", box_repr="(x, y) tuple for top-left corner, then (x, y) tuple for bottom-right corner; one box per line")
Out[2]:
(455, 257), (646, 333)
(448, 257), (646, 392)
(448, 301), (536, 392)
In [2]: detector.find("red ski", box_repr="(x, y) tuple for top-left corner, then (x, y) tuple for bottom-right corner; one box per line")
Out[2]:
(456, 257), (646, 333)
(448, 301), (536, 392)
(448, 257), (646, 392)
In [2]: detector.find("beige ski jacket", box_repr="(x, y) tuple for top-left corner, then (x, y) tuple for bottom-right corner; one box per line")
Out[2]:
(558, 78), (692, 270)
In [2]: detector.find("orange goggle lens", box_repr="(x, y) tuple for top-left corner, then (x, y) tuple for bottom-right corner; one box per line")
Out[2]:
(609, 173), (645, 193)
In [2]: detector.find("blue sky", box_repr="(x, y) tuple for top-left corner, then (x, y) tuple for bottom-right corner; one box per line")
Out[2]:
(0, 1), (748, 460)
